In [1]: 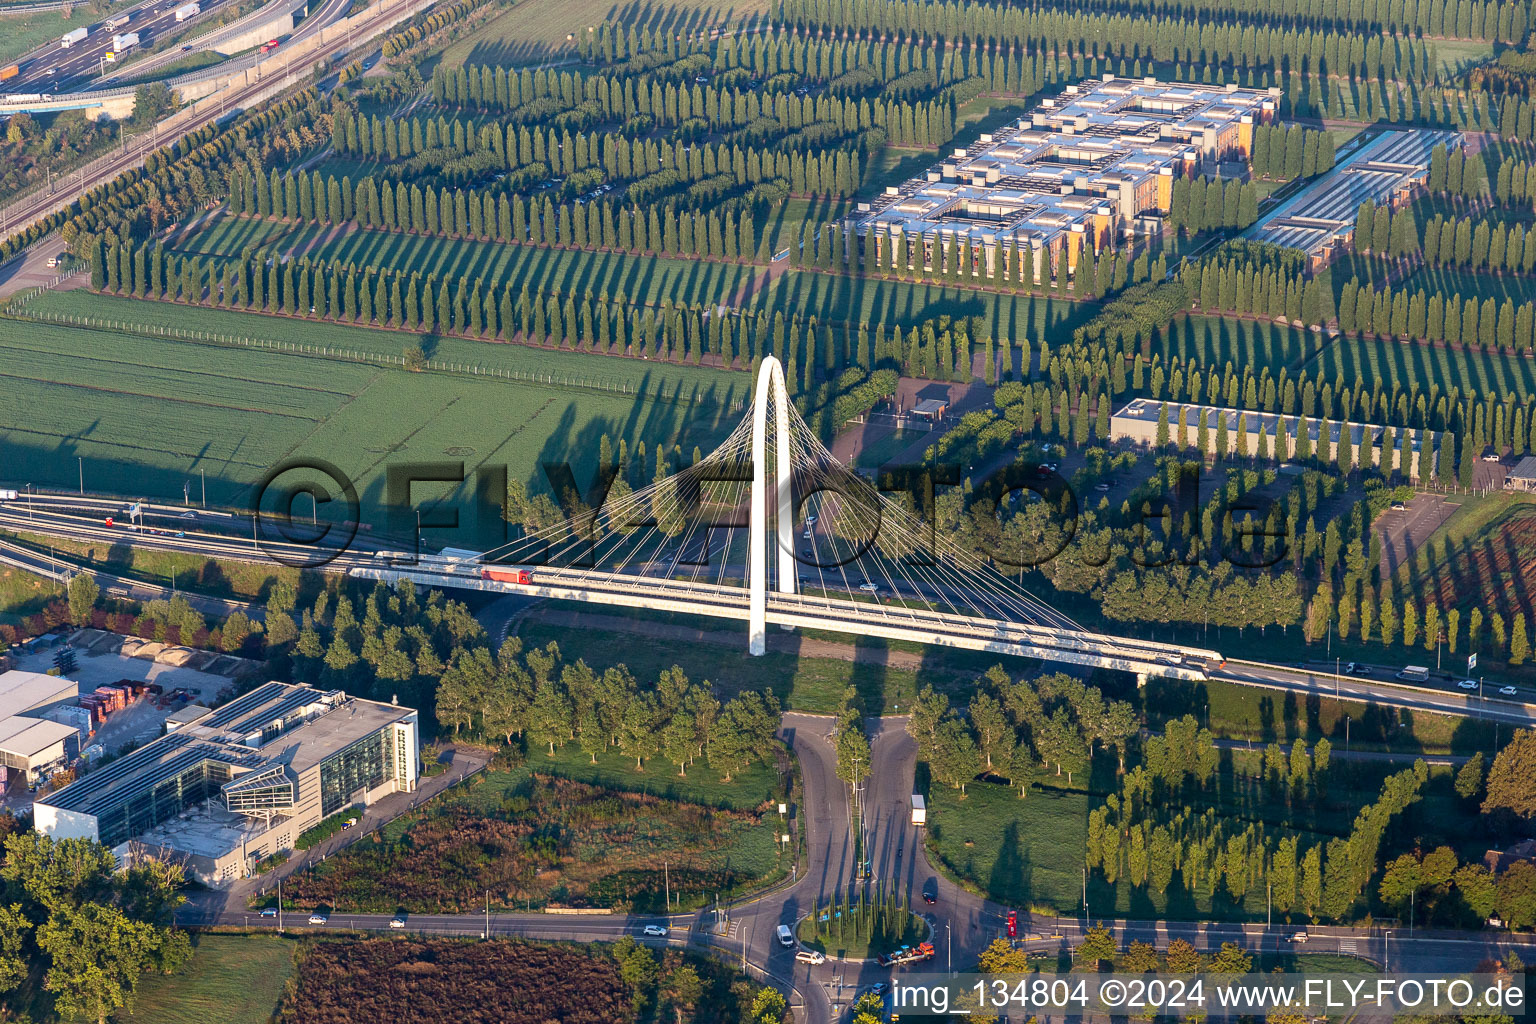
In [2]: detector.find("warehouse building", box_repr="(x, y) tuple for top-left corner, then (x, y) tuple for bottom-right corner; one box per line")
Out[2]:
(0, 670), (82, 791)
(34, 682), (419, 886)
(1110, 398), (1441, 479)
(852, 75), (1280, 279)
(1245, 128), (1460, 270)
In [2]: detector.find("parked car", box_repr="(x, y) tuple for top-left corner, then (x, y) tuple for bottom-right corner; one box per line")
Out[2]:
(341, 817), (358, 829)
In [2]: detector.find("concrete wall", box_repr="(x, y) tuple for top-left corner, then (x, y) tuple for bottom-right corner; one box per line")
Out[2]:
(33, 801), (98, 842)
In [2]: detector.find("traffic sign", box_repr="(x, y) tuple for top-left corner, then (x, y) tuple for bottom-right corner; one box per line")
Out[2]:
(1468, 653), (1478, 673)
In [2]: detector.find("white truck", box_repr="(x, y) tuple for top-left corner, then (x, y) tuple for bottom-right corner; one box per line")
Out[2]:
(110, 33), (139, 54)
(174, 2), (200, 21)
(910, 794), (926, 827)
(1396, 665), (1430, 682)
(104, 12), (133, 31)
(60, 26), (88, 48)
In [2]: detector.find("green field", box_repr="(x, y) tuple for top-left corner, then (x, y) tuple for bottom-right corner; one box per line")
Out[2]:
(927, 760), (1478, 920)
(0, 6), (127, 66)
(173, 216), (764, 310)
(0, 298), (742, 532)
(1158, 315), (1325, 377)
(122, 934), (295, 1024)
(1307, 331), (1536, 401)
(1338, 254), (1536, 308)
(755, 272), (1090, 349)
(439, 0), (770, 66)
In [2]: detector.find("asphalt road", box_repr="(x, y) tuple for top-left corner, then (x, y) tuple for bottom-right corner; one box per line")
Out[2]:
(166, 712), (1536, 1024)
(3, 0), (243, 92)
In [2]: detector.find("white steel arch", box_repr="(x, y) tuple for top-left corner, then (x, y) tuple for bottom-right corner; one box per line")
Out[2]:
(748, 356), (796, 655)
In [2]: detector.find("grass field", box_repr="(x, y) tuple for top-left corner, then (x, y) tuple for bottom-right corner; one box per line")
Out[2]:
(0, 563), (60, 626)
(0, 5), (130, 66)
(1306, 331), (1536, 402)
(173, 215), (764, 311)
(927, 760), (1478, 920)
(5, 527), (303, 604)
(438, 0), (770, 67)
(122, 934), (295, 1024)
(1337, 254), (1536, 308)
(0, 300), (741, 532)
(1159, 315), (1326, 377)
(755, 272), (1091, 349)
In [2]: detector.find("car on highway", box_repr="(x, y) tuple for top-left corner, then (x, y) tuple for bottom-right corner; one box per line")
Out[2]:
(181, 44), (192, 50)
(1457, 679), (1479, 690)
(795, 949), (825, 964)
(180, 510), (195, 518)
(390, 913), (407, 929)
(642, 924), (668, 937)
(308, 911), (328, 925)
(1344, 662), (1371, 676)
(260, 907), (278, 918)
(1500, 685), (1519, 696)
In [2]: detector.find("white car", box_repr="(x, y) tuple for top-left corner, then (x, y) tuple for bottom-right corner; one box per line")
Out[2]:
(795, 949), (826, 964)
(1499, 685), (1519, 696)
(642, 924), (668, 937)
(859, 582), (879, 593)
(1457, 679), (1479, 690)
(1290, 931), (1309, 943)
(390, 914), (407, 929)
(308, 912), (328, 925)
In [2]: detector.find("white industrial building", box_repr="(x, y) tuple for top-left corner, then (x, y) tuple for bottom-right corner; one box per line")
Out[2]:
(0, 670), (82, 790)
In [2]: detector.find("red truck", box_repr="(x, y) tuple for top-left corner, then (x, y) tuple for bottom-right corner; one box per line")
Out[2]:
(481, 567), (534, 585)
(259, 39), (279, 54)
(877, 942), (935, 968)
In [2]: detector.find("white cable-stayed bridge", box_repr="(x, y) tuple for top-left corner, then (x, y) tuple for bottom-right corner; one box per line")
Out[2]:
(350, 356), (1221, 682)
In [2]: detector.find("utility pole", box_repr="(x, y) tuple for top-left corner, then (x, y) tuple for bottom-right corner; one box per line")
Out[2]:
(278, 877), (283, 933)
(484, 889), (489, 939)
(78, 457), (83, 495)
(1082, 866), (1088, 923)
(201, 468), (206, 507)
(664, 861), (669, 911)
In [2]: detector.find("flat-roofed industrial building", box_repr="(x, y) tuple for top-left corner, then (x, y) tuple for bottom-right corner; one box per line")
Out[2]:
(0, 670), (82, 790)
(1245, 128), (1460, 270)
(1110, 397), (1442, 479)
(851, 75), (1280, 279)
(33, 682), (419, 886)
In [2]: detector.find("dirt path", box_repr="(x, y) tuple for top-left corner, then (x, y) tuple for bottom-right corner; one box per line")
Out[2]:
(725, 257), (788, 308)
(516, 606), (933, 671)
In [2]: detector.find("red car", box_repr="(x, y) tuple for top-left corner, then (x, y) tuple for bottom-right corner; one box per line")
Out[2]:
(1006, 910), (1017, 938)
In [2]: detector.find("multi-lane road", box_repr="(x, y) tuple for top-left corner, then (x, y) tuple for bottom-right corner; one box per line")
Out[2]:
(2, 0), (243, 93)
(5, 490), (1536, 729)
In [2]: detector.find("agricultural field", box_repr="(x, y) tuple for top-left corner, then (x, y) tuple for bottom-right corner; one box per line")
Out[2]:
(122, 934), (295, 1024)
(277, 937), (768, 1024)
(280, 938), (629, 1024)
(0, 303), (741, 530)
(278, 768), (784, 912)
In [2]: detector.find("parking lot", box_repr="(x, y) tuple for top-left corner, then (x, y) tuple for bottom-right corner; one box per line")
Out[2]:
(9, 628), (251, 761)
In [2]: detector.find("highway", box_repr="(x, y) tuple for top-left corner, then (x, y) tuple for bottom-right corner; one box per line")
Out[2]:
(0, 0), (417, 242)
(6, 490), (1536, 728)
(1, 0), (243, 93)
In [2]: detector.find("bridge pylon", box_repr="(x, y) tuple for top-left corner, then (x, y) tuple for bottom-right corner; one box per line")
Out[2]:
(748, 356), (797, 655)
